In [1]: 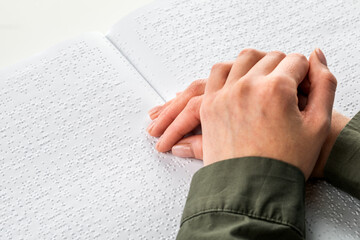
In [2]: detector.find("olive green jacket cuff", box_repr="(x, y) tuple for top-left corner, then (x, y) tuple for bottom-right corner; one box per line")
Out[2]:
(325, 111), (360, 199)
(177, 157), (305, 240)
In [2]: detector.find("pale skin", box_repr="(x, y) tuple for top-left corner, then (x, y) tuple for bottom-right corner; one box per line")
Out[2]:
(147, 49), (350, 179)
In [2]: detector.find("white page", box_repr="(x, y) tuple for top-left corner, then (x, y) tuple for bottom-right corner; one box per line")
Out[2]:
(107, 0), (360, 239)
(107, 0), (360, 117)
(0, 33), (201, 239)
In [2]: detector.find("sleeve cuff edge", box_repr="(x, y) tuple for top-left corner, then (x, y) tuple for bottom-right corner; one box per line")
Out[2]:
(180, 209), (304, 238)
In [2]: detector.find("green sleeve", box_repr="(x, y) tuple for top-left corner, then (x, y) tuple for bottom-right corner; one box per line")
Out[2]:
(176, 157), (306, 240)
(324, 111), (360, 199)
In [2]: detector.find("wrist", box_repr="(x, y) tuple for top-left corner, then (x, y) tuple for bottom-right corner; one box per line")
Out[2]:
(312, 110), (350, 178)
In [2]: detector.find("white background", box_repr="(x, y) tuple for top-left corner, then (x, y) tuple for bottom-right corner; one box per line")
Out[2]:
(0, 0), (154, 69)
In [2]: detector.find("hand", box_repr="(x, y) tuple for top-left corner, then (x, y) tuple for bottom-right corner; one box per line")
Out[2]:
(200, 48), (336, 179)
(147, 49), (340, 179)
(147, 76), (311, 156)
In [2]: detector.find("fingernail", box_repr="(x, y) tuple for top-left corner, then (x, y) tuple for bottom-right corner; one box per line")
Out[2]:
(148, 106), (161, 117)
(172, 144), (194, 158)
(315, 48), (327, 66)
(156, 138), (162, 149)
(146, 120), (156, 133)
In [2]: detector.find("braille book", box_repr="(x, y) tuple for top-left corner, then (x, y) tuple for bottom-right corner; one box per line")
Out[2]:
(1, 0), (359, 239)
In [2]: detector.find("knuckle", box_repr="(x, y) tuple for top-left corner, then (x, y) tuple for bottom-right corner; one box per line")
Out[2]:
(187, 96), (199, 106)
(288, 53), (307, 61)
(189, 79), (206, 88)
(320, 70), (337, 91)
(268, 50), (286, 59)
(269, 74), (289, 87)
(288, 53), (309, 69)
(187, 79), (206, 96)
(235, 77), (253, 95)
(238, 48), (259, 57)
(264, 75), (294, 99)
(186, 96), (201, 115)
(211, 62), (229, 72)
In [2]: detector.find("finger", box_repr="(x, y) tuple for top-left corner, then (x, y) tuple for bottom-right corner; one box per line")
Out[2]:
(246, 51), (286, 76)
(172, 135), (203, 159)
(147, 80), (206, 137)
(148, 87), (200, 120)
(205, 62), (233, 93)
(156, 96), (202, 152)
(270, 53), (309, 86)
(225, 49), (266, 86)
(148, 97), (177, 120)
(305, 48), (337, 121)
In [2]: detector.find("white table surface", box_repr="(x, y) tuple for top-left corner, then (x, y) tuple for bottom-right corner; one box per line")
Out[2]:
(0, 0), (154, 70)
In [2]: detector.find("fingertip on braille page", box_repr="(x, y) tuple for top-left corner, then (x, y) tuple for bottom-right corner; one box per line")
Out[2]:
(150, 112), (160, 120)
(156, 137), (163, 151)
(147, 120), (156, 133)
(148, 105), (162, 119)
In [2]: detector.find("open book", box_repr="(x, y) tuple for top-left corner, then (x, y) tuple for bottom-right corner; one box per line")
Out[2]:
(1, 0), (359, 239)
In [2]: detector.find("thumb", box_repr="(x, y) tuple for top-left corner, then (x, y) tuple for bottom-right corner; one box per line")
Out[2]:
(305, 48), (337, 121)
(171, 135), (203, 160)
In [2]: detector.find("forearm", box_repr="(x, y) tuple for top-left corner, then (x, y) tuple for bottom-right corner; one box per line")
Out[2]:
(177, 157), (305, 240)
